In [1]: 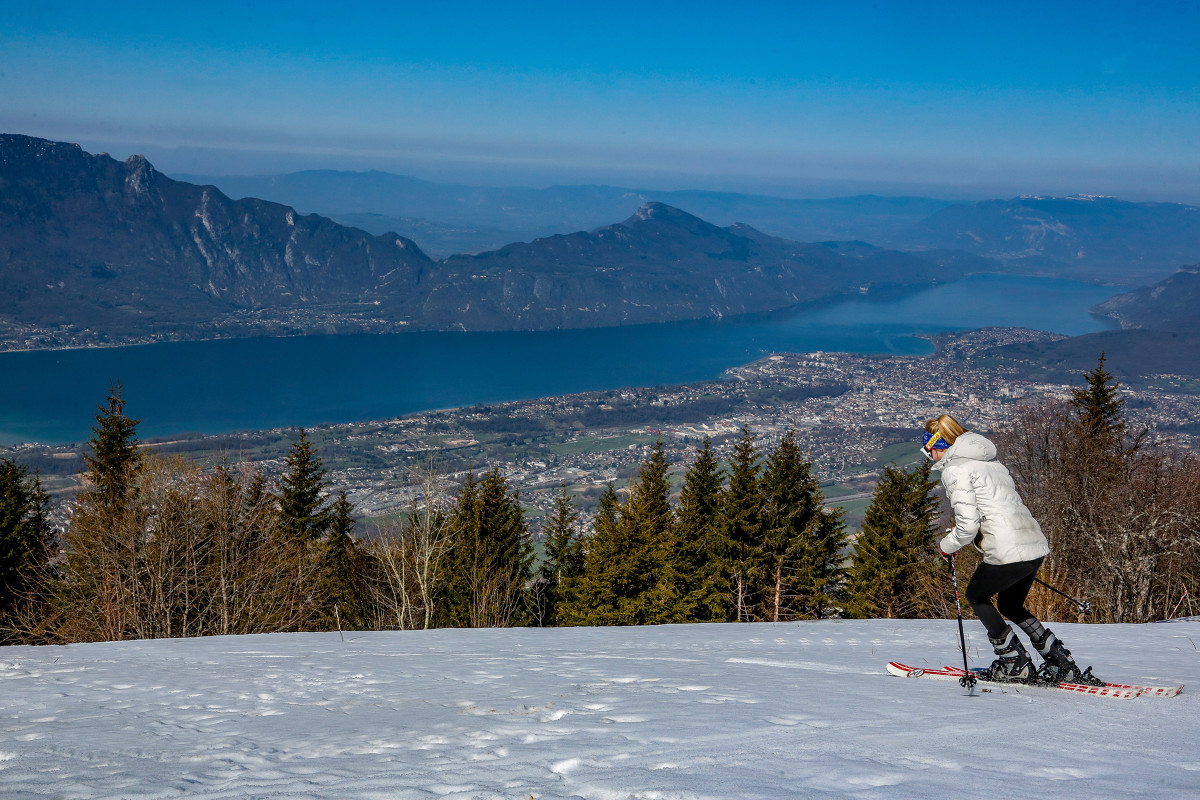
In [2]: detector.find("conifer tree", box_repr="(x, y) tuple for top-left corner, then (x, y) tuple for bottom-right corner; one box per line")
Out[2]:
(720, 427), (762, 621)
(567, 443), (679, 625)
(82, 383), (142, 507)
(533, 486), (585, 626)
(757, 430), (848, 621)
(441, 468), (533, 627)
(0, 459), (52, 623)
(845, 463), (941, 618)
(623, 441), (683, 624)
(61, 385), (147, 641)
(1071, 353), (1127, 443)
(672, 437), (729, 621)
(277, 429), (332, 542)
(560, 483), (625, 625)
(315, 491), (368, 631)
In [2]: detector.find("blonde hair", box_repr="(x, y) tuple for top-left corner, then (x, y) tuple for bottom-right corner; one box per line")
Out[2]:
(923, 414), (968, 446)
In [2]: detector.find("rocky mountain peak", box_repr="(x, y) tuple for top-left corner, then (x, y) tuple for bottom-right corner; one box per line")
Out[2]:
(625, 201), (701, 225)
(123, 154), (157, 195)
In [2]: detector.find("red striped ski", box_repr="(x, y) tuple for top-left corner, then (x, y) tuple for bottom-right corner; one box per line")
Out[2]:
(941, 666), (1183, 698)
(885, 661), (1147, 698)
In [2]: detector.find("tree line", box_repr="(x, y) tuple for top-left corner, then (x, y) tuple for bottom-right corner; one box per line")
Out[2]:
(0, 388), (882, 642)
(3, 357), (1196, 644)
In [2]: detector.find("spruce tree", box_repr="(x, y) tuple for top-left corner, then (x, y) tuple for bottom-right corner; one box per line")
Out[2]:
(0, 459), (52, 621)
(845, 463), (941, 618)
(277, 429), (332, 542)
(672, 437), (729, 622)
(441, 467), (533, 627)
(534, 486), (585, 626)
(1071, 353), (1127, 442)
(758, 430), (848, 621)
(315, 491), (368, 631)
(623, 441), (682, 624)
(719, 427), (762, 621)
(561, 483), (625, 625)
(61, 385), (146, 641)
(567, 443), (679, 625)
(82, 383), (142, 506)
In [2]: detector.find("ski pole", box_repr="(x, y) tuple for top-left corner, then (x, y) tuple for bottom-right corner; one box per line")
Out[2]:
(946, 554), (977, 690)
(1033, 577), (1092, 615)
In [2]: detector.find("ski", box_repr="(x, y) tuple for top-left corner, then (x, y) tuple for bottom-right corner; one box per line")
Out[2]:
(942, 666), (1184, 698)
(885, 661), (1144, 698)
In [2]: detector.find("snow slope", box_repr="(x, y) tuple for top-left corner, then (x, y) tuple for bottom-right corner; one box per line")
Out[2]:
(2, 619), (1197, 799)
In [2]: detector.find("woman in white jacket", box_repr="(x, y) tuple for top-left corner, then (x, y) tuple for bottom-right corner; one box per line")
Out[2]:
(924, 414), (1097, 685)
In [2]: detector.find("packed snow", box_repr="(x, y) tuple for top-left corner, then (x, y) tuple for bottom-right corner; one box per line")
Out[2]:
(2, 619), (1197, 799)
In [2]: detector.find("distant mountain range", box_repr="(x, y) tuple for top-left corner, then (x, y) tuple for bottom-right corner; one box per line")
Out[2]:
(898, 197), (1200, 284)
(4, 133), (1199, 361)
(0, 134), (980, 347)
(177, 170), (1199, 284)
(0, 135), (432, 343)
(172, 170), (951, 259)
(425, 202), (958, 331)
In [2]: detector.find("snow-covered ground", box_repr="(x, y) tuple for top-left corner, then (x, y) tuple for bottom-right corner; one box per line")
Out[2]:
(2, 619), (1197, 799)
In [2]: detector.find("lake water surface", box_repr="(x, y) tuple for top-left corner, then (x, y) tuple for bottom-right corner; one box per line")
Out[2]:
(0, 275), (1120, 445)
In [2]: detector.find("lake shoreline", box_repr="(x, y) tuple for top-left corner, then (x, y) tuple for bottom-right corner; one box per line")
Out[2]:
(0, 275), (1123, 446)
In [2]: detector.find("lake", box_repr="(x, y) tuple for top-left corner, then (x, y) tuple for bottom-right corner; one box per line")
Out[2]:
(0, 275), (1120, 445)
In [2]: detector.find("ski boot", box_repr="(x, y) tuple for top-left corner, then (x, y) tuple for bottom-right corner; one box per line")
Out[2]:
(979, 625), (1036, 683)
(1030, 629), (1105, 687)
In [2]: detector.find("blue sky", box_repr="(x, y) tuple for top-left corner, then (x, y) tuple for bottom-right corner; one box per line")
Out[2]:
(3, 1), (1198, 200)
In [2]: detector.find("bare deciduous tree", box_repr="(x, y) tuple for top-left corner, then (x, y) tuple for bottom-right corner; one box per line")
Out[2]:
(998, 399), (1200, 623)
(367, 457), (454, 630)
(53, 455), (323, 642)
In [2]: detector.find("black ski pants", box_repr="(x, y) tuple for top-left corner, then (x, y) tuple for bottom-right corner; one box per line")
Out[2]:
(965, 557), (1044, 639)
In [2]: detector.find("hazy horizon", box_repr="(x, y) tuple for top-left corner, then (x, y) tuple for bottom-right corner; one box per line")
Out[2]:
(3, 1), (1198, 203)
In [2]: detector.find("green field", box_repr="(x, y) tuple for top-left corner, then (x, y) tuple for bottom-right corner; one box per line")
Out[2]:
(853, 440), (923, 471)
(827, 496), (871, 532)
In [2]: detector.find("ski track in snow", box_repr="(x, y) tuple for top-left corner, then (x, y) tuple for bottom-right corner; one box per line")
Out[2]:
(1, 619), (1197, 799)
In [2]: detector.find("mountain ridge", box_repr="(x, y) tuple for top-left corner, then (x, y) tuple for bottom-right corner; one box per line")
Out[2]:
(1091, 265), (1200, 331)
(176, 168), (1200, 283)
(0, 133), (433, 343)
(0, 134), (968, 348)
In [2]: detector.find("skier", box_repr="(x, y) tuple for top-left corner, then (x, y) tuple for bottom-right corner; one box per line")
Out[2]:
(922, 414), (1098, 685)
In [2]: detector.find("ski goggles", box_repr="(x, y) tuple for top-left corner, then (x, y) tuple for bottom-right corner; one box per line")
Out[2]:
(922, 430), (949, 455)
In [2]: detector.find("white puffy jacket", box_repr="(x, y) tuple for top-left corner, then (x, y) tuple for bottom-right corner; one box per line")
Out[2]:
(934, 431), (1050, 565)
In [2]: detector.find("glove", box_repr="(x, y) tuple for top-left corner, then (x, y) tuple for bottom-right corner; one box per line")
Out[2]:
(938, 527), (955, 561)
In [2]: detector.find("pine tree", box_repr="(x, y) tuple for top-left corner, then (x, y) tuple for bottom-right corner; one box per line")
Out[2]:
(277, 429), (332, 542)
(845, 463), (941, 619)
(0, 459), (53, 622)
(441, 468), (533, 627)
(567, 443), (679, 625)
(534, 486), (585, 626)
(1071, 353), (1127, 443)
(623, 441), (682, 624)
(757, 430), (848, 621)
(672, 437), (729, 622)
(561, 483), (626, 625)
(61, 385), (147, 641)
(720, 427), (762, 621)
(82, 383), (142, 507)
(315, 491), (368, 631)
